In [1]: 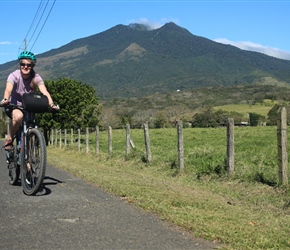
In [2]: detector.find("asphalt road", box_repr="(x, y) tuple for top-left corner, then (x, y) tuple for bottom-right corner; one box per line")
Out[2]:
(0, 140), (220, 250)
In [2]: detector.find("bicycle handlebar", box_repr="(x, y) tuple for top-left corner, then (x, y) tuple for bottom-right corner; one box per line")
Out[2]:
(0, 103), (60, 113)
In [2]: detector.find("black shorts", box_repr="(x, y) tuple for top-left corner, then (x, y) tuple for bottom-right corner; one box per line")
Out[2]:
(5, 106), (22, 119)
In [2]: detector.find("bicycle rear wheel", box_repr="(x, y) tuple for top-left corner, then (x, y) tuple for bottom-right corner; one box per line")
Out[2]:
(21, 128), (46, 195)
(7, 142), (20, 185)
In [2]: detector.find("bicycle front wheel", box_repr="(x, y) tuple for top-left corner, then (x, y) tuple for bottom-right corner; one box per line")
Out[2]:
(21, 128), (47, 195)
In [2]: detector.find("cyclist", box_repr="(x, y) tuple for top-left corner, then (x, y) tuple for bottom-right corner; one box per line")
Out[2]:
(1, 50), (58, 150)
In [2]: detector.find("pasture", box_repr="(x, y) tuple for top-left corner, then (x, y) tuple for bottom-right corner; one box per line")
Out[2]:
(48, 126), (290, 249)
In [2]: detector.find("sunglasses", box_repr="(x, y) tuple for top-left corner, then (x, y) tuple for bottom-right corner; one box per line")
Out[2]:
(20, 63), (32, 68)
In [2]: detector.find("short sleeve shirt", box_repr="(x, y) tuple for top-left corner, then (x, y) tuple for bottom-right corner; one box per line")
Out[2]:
(7, 69), (44, 106)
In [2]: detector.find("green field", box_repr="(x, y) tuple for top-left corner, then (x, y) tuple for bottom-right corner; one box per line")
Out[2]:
(48, 126), (290, 249)
(214, 103), (273, 118)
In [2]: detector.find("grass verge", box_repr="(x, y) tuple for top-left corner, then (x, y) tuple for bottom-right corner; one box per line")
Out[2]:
(47, 127), (290, 249)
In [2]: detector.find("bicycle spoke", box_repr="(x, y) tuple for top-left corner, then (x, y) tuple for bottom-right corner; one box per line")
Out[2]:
(21, 128), (46, 195)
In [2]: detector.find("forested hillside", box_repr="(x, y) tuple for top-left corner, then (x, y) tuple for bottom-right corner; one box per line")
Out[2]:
(99, 82), (290, 128)
(0, 22), (290, 100)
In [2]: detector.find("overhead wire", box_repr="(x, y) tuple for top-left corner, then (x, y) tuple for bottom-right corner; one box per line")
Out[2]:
(29, 0), (57, 51)
(25, 0), (49, 50)
(20, 0), (46, 50)
(19, 0), (56, 53)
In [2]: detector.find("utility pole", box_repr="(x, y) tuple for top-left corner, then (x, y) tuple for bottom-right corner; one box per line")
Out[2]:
(24, 39), (27, 50)
(20, 39), (27, 51)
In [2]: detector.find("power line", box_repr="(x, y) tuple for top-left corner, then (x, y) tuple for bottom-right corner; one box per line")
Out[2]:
(19, 0), (56, 52)
(30, 0), (57, 51)
(22, 0), (46, 49)
(26, 0), (50, 50)
(19, 0), (47, 51)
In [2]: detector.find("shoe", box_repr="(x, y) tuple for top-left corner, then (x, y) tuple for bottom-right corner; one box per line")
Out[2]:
(4, 138), (13, 151)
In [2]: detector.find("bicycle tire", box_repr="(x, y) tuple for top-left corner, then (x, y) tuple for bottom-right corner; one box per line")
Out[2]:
(21, 128), (47, 195)
(7, 141), (20, 185)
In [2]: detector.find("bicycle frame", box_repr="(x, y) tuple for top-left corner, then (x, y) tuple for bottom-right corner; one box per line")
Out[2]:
(20, 110), (35, 167)
(2, 103), (48, 195)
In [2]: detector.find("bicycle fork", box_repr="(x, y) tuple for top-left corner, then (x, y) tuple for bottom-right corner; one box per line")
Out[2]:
(21, 121), (33, 172)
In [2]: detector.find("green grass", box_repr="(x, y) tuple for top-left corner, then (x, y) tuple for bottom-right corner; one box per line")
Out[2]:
(47, 126), (290, 249)
(214, 103), (272, 118)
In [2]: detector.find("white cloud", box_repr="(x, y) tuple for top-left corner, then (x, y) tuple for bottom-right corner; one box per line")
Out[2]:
(127, 18), (180, 30)
(0, 41), (12, 45)
(214, 38), (290, 60)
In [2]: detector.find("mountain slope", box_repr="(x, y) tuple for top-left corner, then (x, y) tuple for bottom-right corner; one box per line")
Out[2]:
(1, 22), (290, 100)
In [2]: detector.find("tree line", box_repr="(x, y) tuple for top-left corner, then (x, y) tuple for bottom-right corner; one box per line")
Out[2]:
(0, 78), (289, 139)
(0, 78), (101, 142)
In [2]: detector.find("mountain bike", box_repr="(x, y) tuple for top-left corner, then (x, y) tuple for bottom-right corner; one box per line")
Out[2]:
(1, 93), (58, 195)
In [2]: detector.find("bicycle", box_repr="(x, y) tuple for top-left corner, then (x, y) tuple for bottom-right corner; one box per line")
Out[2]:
(1, 93), (58, 195)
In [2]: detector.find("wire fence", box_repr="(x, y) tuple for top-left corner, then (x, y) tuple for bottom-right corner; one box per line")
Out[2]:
(50, 107), (288, 186)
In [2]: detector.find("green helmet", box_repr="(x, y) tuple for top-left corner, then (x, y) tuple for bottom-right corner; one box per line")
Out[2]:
(18, 51), (36, 64)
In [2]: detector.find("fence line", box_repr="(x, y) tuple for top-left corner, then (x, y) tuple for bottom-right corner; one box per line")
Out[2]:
(277, 107), (288, 185)
(226, 118), (234, 175)
(71, 128), (73, 145)
(143, 122), (151, 163)
(78, 129), (81, 152)
(126, 124), (130, 155)
(86, 127), (89, 154)
(49, 115), (289, 185)
(59, 129), (62, 148)
(177, 120), (184, 171)
(96, 125), (99, 155)
(108, 126), (112, 155)
(64, 129), (67, 148)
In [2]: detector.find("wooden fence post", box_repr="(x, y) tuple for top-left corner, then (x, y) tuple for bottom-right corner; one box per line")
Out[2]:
(55, 129), (58, 146)
(59, 129), (62, 148)
(226, 118), (235, 175)
(71, 128), (74, 144)
(277, 107), (288, 185)
(108, 126), (112, 155)
(126, 124), (130, 155)
(64, 129), (67, 147)
(177, 120), (184, 171)
(143, 122), (151, 163)
(78, 129), (81, 152)
(86, 127), (89, 153)
(51, 129), (54, 146)
(96, 125), (99, 154)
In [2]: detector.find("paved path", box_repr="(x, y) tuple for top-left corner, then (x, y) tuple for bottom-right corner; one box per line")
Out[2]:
(0, 141), (219, 249)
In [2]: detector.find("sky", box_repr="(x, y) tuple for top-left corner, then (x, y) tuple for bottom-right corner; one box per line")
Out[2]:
(1, 0), (290, 65)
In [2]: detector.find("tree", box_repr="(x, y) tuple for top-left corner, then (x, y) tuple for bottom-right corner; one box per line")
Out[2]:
(117, 108), (135, 128)
(267, 104), (290, 126)
(191, 108), (229, 128)
(154, 110), (171, 128)
(267, 104), (280, 126)
(248, 112), (265, 126)
(36, 78), (102, 142)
